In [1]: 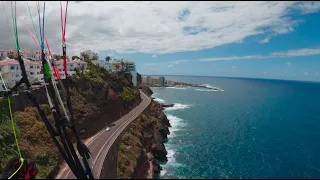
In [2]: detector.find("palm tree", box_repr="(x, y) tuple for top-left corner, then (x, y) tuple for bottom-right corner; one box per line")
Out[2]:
(121, 59), (125, 71)
(105, 56), (111, 62)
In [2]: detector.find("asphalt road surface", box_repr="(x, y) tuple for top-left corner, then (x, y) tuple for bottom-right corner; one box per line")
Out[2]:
(56, 91), (151, 179)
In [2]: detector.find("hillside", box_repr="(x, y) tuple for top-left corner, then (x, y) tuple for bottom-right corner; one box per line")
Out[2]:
(0, 61), (141, 179)
(116, 87), (171, 179)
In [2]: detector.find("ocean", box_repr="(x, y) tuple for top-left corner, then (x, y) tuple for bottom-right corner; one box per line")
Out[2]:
(151, 76), (320, 179)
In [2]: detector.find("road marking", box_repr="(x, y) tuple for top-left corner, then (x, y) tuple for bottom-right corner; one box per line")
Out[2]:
(96, 93), (150, 178)
(60, 92), (150, 179)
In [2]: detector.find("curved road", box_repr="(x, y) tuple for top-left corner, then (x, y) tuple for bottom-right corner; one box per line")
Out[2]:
(56, 91), (151, 179)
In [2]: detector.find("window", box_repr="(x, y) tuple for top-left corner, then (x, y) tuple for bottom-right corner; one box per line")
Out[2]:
(30, 66), (33, 69)
(11, 66), (14, 70)
(30, 72), (34, 75)
(0, 68), (1, 72)
(16, 74), (19, 77)
(37, 72), (40, 74)
(37, 66), (39, 69)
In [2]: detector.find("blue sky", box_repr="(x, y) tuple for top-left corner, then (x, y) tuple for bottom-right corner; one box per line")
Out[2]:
(96, 2), (320, 82)
(2, 2), (320, 82)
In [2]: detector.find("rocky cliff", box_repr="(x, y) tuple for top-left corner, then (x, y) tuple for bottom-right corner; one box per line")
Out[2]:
(0, 61), (141, 179)
(117, 87), (171, 179)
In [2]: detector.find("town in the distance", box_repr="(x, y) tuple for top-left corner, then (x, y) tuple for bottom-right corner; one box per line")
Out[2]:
(0, 49), (139, 90)
(0, 49), (220, 91)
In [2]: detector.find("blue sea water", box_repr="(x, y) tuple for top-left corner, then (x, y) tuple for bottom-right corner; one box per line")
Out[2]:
(151, 76), (320, 179)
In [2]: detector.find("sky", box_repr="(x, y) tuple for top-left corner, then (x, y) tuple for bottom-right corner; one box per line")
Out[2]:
(1, 1), (320, 82)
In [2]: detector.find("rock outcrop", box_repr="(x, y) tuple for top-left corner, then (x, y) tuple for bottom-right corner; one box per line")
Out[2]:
(117, 87), (171, 179)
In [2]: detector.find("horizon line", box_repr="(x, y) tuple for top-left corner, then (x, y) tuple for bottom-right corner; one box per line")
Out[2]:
(140, 74), (320, 84)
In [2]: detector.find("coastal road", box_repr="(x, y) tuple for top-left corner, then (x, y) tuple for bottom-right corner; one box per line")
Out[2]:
(56, 91), (151, 179)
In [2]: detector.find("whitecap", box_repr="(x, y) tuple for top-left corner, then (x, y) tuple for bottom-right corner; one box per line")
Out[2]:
(195, 89), (218, 92)
(166, 87), (186, 90)
(166, 114), (185, 137)
(165, 103), (193, 111)
(153, 98), (166, 103)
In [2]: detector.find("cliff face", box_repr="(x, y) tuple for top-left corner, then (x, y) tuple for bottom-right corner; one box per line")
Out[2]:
(0, 61), (141, 179)
(140, 86), (154, 97)
(117, 87), (171, 179)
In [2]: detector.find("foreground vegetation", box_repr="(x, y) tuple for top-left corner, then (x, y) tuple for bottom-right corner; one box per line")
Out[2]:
(0, 60), (140, 178)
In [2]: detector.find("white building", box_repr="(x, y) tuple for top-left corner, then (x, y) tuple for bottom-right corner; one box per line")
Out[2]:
(0, 58), (43, 88)
(21, 51), (41, 61)
(142, 76), (147, 84)
(0, 49), (41, 61)
(92, 59), (111, 71)
(80, 50), (98, 60)
(146, 76), (152, 85)
(24, 59), (43, 84)
(54, 59), (88, 79)
(111, 60), (136, 72)
(131, 71), (137, 87)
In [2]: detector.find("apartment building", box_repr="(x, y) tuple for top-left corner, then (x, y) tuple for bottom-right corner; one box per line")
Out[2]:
(92, 59), (111, 71)
(159, 76), (165, 86)
(54, 59), (88, 79)
(0, 49), (41, 61)
(111, 60), (136, 72)
(0, 58), (42, 88)
(80, 50), (98, 60)
(142, 76), (147, 84)
(146, 76), (152, 85)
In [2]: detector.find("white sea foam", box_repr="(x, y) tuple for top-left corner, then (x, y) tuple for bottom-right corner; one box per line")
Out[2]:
(195, 88), (218, 92)
(165, 103), (193, 111)
(200, 84), (225, 91)
(202, 84), (214, 89)
(166, 87), (186, 90)
(154, 97), (166, 103)
(160, 114), (187, 177)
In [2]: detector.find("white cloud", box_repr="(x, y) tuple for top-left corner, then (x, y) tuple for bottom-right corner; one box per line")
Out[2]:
(199, 55), (269, 61)
(168, 64), (174, 68)
(199, 47), (320, 61)
(144, 62), (164, 66)
(152, 54), (158, 58)
(294, 1), (320, 14)
(304, 72), (308, 76)
(232, 66), (236, 69)
(171, 60), (191, 64)
(0, 1), (319, 56)
(259, 37), (271, 44)
(316, 72), (319, 76)
(272, 48), (320, 57)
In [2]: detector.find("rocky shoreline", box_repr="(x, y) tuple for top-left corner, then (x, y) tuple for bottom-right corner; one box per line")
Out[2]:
(116, 87), (171, 179)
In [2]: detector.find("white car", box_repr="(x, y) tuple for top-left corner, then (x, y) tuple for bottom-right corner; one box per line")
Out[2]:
(106, 127), (110, 131)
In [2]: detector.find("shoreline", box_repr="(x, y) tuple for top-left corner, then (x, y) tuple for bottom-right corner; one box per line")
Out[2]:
(148, 83), (223, 91)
